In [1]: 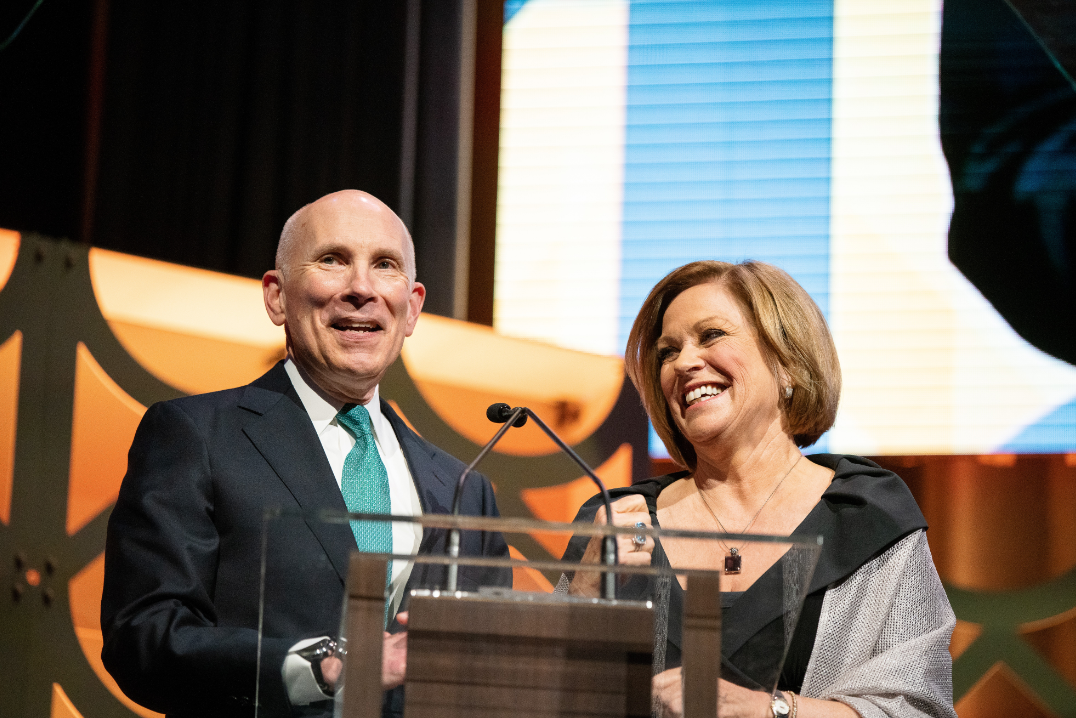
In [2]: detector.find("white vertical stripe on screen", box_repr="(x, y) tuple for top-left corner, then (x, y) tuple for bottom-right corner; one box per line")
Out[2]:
(494, 0), (629, 357)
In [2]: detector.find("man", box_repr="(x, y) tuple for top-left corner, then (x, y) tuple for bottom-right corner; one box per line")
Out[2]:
(101, 190), (509, 717)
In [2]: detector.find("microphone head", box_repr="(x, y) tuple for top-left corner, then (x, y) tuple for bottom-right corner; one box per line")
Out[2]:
(486, 403), (512, 423)
(486, 402), (528, 427)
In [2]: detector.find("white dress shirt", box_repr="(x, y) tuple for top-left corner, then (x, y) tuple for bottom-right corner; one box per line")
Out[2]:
(282, 359), (423, 704)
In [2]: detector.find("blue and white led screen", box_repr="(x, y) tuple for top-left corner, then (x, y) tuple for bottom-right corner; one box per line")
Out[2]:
(494, 0), (1076, 457)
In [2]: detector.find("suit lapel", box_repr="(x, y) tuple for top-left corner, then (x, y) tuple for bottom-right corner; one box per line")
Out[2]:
(380, 399), (455, 517)
(240, 364), (355, 584)
(380, 400), (459, 614)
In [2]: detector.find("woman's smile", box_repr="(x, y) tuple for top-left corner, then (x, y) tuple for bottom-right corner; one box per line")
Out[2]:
(684, 383), (726, 407)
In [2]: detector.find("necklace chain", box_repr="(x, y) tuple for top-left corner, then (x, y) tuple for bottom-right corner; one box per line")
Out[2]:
(696, 455), (802, 554)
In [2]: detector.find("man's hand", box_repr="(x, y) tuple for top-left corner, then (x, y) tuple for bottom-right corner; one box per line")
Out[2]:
(381, 611), (409, 690)
(316, 612), (410, 693)
(569, 495), (654, 597)
(320, 655), (343, 692)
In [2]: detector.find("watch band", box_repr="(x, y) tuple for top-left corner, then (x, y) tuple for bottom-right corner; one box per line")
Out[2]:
(296, 638), (338, 697)
(770, 690), (791, 718)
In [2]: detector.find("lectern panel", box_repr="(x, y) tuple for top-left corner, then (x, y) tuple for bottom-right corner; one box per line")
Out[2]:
(405, 591), (653, 718)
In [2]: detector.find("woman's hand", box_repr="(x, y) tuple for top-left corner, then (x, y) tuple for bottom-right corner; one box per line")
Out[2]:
(652, 669), (772, 718)
(651, 667), (683, 718)
(568, 495), (654, 597)
(652, 668), (860, 718)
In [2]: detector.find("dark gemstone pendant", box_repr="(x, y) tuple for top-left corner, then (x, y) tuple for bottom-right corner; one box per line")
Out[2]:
(724, 548), (742, 575)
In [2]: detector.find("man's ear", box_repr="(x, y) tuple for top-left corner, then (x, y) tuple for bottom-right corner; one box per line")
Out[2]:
(263, 270), (286, 327)
(404, 282), (426, 336)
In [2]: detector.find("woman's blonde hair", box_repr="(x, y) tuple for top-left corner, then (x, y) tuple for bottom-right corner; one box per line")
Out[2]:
(624, 260), (841, 470)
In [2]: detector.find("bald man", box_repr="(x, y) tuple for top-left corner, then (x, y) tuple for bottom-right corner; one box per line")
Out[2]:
(102, 191), (510, 718)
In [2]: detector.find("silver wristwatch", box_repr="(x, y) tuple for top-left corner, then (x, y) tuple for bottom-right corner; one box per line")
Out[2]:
(770, 691), (791, 718)
(296, 637), (339, 697)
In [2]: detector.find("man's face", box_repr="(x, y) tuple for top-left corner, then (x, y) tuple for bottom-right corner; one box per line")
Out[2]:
(263, 192), (425, 404)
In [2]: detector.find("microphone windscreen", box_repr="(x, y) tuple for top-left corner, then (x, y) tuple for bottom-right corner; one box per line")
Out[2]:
(486, 403), (512, 423)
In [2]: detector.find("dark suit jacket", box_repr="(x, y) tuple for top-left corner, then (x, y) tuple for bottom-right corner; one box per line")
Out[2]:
(101, 362), (509, 718)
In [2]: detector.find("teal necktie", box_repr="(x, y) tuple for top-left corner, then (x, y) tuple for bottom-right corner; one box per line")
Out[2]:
(336, 403), (393, 620)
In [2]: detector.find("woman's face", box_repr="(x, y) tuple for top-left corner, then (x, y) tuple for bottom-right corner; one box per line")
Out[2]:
(657, 281), (785, 452)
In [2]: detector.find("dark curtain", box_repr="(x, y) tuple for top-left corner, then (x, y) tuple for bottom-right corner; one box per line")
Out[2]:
(88, 1), (409, 278)
(0, 0), (95, 241)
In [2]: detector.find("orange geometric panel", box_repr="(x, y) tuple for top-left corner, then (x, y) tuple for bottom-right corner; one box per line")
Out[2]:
(67, 343), (147, 535)
(408, 377), (621, 457)
(49, 683), (83, 718)
(1022, 606), (1076, 689)
(69, 554), (163, 718)
(955, 662), (1060, 718)
(508, 545), (555, 593)
(950, 619), (983, 660)
(107, 320), (284, 396)
(520, 443), (633, 558)
(0, 330), (21, 525)
(402, 314), (625, 457)
(0, 228), (18, 292)
(88, 247), (285, 395)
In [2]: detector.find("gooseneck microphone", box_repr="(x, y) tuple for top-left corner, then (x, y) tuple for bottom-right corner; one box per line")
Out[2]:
(445, 404), (526, 595)
(447, 403), (619, 600)
(486, 402), (528, 427)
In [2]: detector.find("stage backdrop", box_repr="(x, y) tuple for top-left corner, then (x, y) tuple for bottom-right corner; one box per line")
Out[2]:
(0, 229), (1073, 717)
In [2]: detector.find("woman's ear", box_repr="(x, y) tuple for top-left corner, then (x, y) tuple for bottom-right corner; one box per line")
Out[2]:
(776, 364), (793, 397)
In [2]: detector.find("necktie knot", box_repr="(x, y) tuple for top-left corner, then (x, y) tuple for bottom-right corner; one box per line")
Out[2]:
(337, 403), (373, 437)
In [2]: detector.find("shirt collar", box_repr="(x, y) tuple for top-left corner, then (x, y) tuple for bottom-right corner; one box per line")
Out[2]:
(283, 358), (384, 435)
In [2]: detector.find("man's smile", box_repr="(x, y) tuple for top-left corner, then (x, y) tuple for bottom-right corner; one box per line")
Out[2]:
(331, 320), (382, 334)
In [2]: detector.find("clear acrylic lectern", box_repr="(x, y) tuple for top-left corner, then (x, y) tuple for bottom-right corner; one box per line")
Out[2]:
(257, 509), (822, 718)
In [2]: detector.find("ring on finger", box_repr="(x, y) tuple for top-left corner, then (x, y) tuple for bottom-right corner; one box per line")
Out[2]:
(632, 521), (647, 547)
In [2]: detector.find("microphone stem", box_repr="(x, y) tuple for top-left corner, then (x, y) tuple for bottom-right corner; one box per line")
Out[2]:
(446, 528), (460, 593)
(446, 406), (526, 592)
(522, 409), (619, 600)
(602, 537), (617, 600)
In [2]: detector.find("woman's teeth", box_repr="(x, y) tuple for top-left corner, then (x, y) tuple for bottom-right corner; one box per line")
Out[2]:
(685, 385), (724, 406)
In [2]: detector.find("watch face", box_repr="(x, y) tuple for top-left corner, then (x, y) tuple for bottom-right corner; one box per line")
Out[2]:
(770, 695), (790, 717)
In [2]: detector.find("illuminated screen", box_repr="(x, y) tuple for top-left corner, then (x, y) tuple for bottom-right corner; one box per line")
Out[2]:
(494, 0), (1076, 457)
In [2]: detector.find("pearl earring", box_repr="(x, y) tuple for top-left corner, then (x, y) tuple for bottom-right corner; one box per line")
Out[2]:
(784, 386), (793, 399)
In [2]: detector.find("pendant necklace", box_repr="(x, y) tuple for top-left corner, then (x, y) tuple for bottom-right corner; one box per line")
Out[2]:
(697, 455), (802, 575)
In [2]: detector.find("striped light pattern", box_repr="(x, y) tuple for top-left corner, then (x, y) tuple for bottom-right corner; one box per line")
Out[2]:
(495, 0), (1076, 456)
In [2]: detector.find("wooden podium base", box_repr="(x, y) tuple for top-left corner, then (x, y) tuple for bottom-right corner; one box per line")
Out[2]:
(404, 589), (654, 718)
(341, 554), (721, 718)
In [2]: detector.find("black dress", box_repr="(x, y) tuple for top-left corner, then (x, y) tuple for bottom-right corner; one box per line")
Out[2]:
(560, 454), (927, 693)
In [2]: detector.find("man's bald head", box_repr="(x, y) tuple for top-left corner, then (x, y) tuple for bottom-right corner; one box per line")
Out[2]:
(262, 188), (426, 404)
(276, 190), (416, 284)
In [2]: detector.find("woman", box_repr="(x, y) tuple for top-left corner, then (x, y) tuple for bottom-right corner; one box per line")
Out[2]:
(561, 261), (955, 718)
